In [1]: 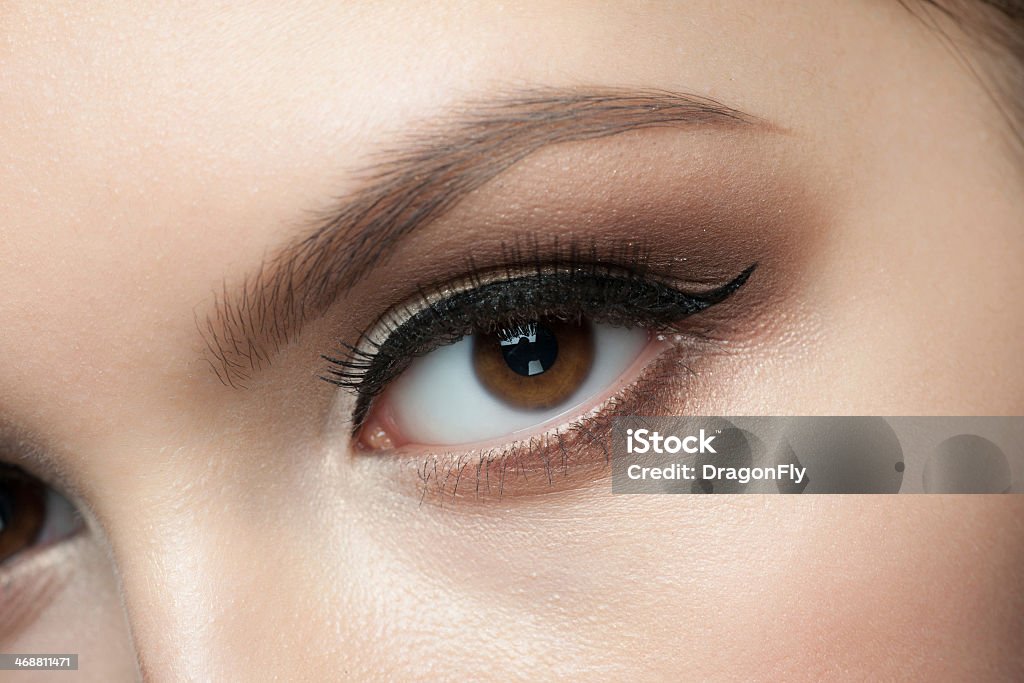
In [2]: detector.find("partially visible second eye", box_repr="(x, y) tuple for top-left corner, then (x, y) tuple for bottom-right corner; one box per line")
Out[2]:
(364, 319), (649, 446)
(0, 464), (83, 567)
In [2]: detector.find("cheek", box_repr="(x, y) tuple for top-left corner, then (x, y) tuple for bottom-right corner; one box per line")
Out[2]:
(362, 496), (1024, 679)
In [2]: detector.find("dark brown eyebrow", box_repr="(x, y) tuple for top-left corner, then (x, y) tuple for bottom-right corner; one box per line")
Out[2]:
(199, 87), (764, 388)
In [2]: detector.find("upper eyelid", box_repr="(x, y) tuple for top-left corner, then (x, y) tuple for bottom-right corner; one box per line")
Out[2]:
(358, 261), (668, 346)
(330, 261), (756, 371)
(343, 253), (755, 352)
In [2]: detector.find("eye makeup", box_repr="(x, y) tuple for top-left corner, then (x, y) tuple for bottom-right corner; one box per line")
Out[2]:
(323, 251), (756, 429)
(299, 128), (822, 502)
(318, 239), (758, 501)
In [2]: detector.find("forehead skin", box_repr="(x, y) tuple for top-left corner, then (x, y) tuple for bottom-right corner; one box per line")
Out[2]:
(1, 1), (1023, 681)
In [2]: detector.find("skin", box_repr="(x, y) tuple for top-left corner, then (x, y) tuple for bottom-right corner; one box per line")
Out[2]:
(1, 1), (1023, 680)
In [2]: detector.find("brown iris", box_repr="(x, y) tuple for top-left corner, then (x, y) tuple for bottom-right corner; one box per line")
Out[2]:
(0, 467), (46, 564)
(472, 320), (594, 409)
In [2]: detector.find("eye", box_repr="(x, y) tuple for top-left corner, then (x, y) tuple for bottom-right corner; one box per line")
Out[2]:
(370, 320), (649, 446)
(0, 464), (83, 567)
(325, 259), (756, 455)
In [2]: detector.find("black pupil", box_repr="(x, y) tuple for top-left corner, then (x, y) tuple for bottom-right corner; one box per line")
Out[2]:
(499, 323), (558, 377)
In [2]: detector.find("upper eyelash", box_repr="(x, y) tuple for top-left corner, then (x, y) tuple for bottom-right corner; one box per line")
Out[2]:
(321, 259), (756, 428)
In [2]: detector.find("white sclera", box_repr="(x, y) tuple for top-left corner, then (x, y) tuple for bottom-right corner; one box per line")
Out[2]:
(388, 323), (649, 446)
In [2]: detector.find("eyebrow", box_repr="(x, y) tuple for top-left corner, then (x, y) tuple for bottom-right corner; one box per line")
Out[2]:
(199, 87), (764, 388)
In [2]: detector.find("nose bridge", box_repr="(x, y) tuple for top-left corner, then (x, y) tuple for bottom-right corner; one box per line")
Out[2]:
(100, 476), (236, 680)
(92, 459), (326, 682)
(116, 525), (219, 681)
